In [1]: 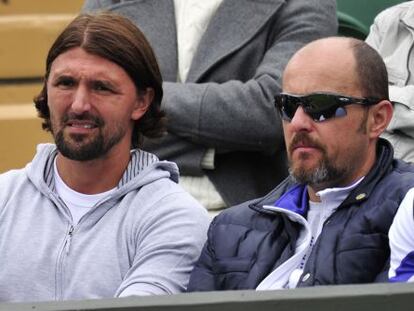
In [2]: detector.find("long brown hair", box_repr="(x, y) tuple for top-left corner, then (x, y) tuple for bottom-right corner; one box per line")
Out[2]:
(34, 12), (166, 148)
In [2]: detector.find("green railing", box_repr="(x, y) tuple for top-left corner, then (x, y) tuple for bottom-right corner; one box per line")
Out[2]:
(1, 282), (414, 311)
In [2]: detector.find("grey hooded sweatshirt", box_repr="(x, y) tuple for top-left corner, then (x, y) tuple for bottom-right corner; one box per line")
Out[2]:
(0, 144), (210, 302)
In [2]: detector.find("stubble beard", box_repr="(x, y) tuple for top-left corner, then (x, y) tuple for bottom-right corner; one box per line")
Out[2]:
(289, 152), (348, 188)
(288, 132), (348, 188)
(52, 113), (126, 161)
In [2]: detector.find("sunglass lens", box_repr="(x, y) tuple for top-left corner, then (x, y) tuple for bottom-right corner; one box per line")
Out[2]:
(283, 95), (300, 121)
(275, 95), (294, 121)
(307, 94), (347, 122)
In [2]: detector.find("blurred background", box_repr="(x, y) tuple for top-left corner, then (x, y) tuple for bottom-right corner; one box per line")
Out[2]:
(0, 0), (405, 172)
(0, 0), (83, 172)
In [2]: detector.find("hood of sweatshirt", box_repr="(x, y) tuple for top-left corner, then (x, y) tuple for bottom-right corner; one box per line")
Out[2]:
(24, 143), (180, 200)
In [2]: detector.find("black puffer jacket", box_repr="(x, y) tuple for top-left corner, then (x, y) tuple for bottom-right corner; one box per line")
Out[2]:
(188, 139), (414, 291)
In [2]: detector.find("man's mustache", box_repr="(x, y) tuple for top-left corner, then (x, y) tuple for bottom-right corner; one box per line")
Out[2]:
(289, 132), (324, 154)
(61, 112), (104, 127)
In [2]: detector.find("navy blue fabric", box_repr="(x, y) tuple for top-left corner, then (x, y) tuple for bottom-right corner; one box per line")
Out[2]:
(188, 139), (414, 291)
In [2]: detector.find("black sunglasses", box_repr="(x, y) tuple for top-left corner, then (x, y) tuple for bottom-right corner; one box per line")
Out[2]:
(274, 92), (381, 122)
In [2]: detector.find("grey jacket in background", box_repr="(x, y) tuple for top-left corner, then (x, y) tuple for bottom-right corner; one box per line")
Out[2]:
(0, 144), (210, 302)
(366, 1), (414, 163)
(82, 0), (338, 205)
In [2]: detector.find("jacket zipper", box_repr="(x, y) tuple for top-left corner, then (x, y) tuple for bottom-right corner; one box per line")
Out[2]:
(56, 224), (74, 300)
(65, 225), (74, 255)
(299, 210), (341, 286)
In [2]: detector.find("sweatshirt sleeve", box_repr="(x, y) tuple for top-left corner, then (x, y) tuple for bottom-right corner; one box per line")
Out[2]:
(187, 219), (218, 292)
(389, 187), (414, 282)
(114, 189), (210, 296)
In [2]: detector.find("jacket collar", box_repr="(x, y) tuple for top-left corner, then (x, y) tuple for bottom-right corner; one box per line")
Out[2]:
(250, 138), (394, 215)
(272, 184), (308, 217)
(340, 138), (394, 207)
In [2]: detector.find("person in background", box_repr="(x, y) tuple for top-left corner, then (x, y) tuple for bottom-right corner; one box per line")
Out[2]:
(0, 12), (209, 302)
(388, 187), (414, 282)
(366, 1), (414, 163)
(187, 37), (414, 291)
(82, 0), (338, 213)
(365, 1), (414, 284)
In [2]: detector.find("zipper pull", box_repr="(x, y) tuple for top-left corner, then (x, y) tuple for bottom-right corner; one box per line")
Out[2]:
(65, 225), (74, 255)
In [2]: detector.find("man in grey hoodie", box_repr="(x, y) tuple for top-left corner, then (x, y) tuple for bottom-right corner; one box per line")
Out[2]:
(0, 12), (209, 302)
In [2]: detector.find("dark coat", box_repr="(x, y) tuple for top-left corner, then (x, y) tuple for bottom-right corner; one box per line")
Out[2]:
(188, 139), (414, 290)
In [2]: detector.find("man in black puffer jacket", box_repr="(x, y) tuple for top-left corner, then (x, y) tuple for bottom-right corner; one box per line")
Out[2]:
(188, 37), (414, 291)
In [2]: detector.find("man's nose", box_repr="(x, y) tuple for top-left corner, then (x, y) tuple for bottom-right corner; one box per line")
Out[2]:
(71, 85), (91, 113)
(289, 106), (314, 131)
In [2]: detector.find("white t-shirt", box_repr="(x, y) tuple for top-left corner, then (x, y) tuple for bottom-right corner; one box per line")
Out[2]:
(54, 159), (116, 224)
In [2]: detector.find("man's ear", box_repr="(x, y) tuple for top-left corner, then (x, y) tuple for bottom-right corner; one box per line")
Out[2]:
(368, 100), (393, 139)
(131, 88), (154, 121)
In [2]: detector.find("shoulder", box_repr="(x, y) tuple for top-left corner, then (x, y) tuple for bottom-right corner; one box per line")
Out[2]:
(373, 2), (413, 24)
(0, 168), (28, 210)
(212, 199), (261, 228)
(213, 176), (295, 224)
(365, 159), (414, 218)
(389, 159), (414, 186)
(126, 176), (210, 226)
(0, 167), (24, 181)
(209, 181), (293, 236)
(0, 168), (26, 191)
(372, 159), (414, 200)
(141, 177), (201, 208)
(380, 2), (413, 17)
(204, 200), (277, 260)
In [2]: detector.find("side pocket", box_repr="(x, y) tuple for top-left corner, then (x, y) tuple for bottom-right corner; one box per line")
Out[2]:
(336, 233), (388, 283)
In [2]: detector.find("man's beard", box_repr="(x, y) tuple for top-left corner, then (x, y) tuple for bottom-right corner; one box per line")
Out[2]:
(289, 155), (347, 186)
(288, 132), (347, 187)
(53, 113), (126, 161)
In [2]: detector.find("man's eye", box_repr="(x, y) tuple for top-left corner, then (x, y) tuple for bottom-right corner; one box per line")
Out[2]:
(93, 82), (112, 92)
(55, 78), (75, 88)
